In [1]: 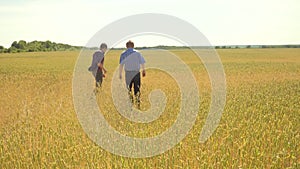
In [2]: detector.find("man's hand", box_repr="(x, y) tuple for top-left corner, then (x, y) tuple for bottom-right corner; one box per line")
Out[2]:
(103, 69), (107, 74)
(119, 65), (124, 80)
(142, 70), (146, 77)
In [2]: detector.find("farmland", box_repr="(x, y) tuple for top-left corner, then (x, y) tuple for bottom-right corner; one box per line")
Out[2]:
(0, 48), (299, 168)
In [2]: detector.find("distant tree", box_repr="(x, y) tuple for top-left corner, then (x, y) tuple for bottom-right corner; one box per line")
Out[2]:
(27, 41), (40, 52)
(45, 40), (52, 49)
(246, 45), (251, 48)
(5, 40), (82, 53)
(0, 46), (4, 53)
(8, 46), (18, 53)
(18, 40), (27, 50)
(11, 41), (19, 48)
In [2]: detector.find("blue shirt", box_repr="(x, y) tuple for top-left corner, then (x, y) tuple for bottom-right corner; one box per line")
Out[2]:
(120, 48), (145, 71)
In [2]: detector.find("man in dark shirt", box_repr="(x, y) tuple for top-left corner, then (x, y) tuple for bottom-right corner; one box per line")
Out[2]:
(88, 43), (108, 90)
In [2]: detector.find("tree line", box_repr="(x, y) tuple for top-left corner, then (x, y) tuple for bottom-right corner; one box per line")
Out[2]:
(1, 41), (299, 53)
(215, 45), (300, 49)
(0, 40), (82, 53)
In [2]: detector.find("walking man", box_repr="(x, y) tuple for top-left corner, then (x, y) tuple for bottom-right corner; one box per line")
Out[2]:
(119, 40), (146, 104)
(88, 43), (108, 91)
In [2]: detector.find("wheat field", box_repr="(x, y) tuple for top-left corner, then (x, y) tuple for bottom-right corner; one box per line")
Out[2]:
(0, 48), (299, 168)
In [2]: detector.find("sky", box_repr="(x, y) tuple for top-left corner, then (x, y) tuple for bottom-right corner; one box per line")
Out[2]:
(0, 0), (299, 48)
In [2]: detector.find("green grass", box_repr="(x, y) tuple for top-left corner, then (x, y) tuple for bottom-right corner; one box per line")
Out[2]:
(0, 49), (299, 168)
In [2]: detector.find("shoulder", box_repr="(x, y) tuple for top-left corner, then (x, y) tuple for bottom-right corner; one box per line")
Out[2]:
(131, 49), (141, 56)
(121, 50), (127, 55)
(94, 50), (104, 57)
(120, 50), (127, 58)
(134, 49), (142, 56)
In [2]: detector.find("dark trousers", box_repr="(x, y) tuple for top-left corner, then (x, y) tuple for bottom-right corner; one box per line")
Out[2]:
(95, 68), (103, 87)
(125, 71), (141, 95)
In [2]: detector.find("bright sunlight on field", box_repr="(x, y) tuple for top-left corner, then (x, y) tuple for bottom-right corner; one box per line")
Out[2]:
(0, 49), (299, 168)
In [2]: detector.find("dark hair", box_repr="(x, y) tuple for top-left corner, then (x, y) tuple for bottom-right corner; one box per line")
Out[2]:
(100, 43), (108, 49)
(126, 40), (134, 48)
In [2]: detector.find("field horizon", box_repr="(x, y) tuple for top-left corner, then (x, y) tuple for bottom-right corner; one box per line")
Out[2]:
(1, 39), (300, 54)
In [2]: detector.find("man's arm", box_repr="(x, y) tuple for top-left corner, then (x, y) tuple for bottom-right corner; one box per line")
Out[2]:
(140, 53), (146, 77)
(98, 63), (107, 73)
(141, 64), (146, 77)
(119, 64), (124, 79)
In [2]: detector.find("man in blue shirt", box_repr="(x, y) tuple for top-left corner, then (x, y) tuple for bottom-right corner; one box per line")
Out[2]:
(119, 41), (146, 104)
(88, 43), (108, 89)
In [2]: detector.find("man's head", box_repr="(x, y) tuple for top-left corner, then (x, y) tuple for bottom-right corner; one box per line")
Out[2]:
(126, 40), (134, 48)
(100, 43), (108, 52)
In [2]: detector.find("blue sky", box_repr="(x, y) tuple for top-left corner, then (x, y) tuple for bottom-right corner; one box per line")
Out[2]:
(0, 0), (299, 47)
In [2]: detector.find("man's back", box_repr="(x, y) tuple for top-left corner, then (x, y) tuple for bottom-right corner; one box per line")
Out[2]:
(89, 51), (104, 71)
(120, 48), (145, 71)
